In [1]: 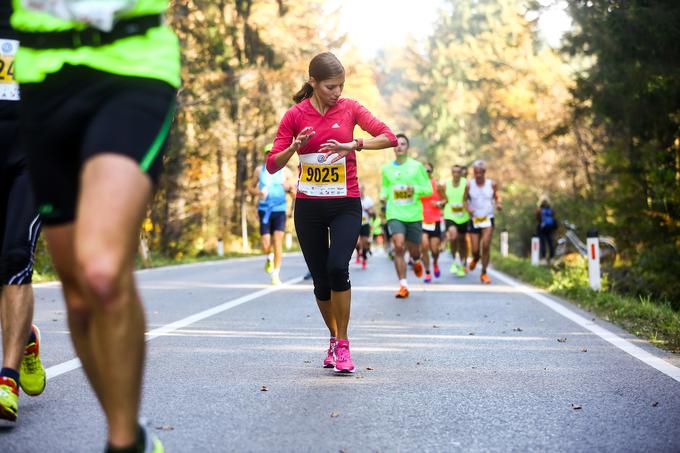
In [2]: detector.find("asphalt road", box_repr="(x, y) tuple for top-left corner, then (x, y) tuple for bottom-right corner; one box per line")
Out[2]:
(2, 251), (679, 452)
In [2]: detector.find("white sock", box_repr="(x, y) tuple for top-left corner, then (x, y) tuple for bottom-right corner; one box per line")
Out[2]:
(399, 279), (408, 288)
(272, 268), (280, 278)
(267, 253), (274, 261)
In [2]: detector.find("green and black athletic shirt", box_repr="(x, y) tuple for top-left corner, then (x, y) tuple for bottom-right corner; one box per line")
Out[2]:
(11, 0), (180, 87)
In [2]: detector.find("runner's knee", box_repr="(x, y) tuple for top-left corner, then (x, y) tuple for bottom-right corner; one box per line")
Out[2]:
(1, 248), (36, 285)
(327, 262), (350, 292)
(313, 280), (331, 301)
(79, 255), (128, 307)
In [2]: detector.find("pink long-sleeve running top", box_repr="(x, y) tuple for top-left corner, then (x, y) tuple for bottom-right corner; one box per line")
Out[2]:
(266, 98), (397, 199)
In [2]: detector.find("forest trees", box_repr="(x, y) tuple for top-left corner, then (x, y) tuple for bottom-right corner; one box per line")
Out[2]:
(564, 0), (680, 304)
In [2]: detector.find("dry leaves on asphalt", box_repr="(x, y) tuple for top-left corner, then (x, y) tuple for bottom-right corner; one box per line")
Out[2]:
(260, 385), (268, 392)
(155, 425), (174, 431)
(652, 401), (659, 407)
(330, 411), (340, 418)
(468, 332), (475, 336)
(581, 348), (588, 352)
(512, 327), (523, 332)
(432, 325), (439, 328)
(558, 338), (568, 343)
(571, 404), (582, 410)
(366, 367), (374, 371)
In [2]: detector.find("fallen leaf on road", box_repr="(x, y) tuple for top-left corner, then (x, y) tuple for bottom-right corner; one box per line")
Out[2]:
(433, 325), (439, 328)
(512, 328), (523, 332)
(581, 348), (588, 352)
(468, 332), (475, 336)
(396, 314), (401, 317)
(155, 425), (174, 431)
(652, 401), (659, 407)
(416, 362), (421, 365)
(571, 404), (582, 410)
(558, 338), (568, 343)
(304, 360), (311, 364)
(261, 317), (265, 320)
(260, 385), (268, 392)
(330, 411), (340, 418)
(366, 367), (374, 371)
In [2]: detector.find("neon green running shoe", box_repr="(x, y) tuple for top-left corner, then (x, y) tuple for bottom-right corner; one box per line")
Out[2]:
(271, 274), (282, 285)
(0, 376), (19, 422)
(456, 266), (466, 277)
(20, 325), (46, 396)
(265, 258), (274, 274)
(139, 419), (165, 453)
(449, 262), (457, 274)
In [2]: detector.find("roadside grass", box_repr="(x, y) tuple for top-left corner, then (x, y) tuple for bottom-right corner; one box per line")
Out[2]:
(494, 254), (680, 353)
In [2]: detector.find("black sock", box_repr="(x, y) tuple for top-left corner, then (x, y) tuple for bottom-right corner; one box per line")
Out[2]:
(105, 425), (145, 453)
(0, 367), (20, 386)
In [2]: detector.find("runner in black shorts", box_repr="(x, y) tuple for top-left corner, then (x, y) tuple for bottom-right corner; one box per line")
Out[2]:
(0, 6), (46, 423)
(13, 1), (179, 450)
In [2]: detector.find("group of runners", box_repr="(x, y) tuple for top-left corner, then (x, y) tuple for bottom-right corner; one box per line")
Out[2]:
(0, 0), (502, 449)
(378, 145), (503, 297)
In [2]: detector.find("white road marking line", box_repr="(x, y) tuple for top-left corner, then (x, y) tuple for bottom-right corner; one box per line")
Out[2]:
(45, 275), (305, 380)
(487, 268), (680, 383)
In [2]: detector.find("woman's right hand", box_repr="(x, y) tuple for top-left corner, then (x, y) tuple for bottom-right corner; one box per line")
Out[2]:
(291, 127), (315, 152)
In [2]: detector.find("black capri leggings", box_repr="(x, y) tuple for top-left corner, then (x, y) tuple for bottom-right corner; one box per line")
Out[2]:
(294, 197), (362, 301)
(1, 119), (41, 285)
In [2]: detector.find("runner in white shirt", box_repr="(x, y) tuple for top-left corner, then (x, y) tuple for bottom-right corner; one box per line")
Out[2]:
(463, 160), (502, 284)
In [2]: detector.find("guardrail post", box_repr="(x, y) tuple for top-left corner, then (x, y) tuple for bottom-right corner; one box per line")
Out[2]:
(587, 228), (601, 290)
(500, 230), (509, 257)
(531, 236), (540, 266)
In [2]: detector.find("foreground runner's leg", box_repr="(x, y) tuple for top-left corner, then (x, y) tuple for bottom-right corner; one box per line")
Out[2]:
(0, 150), (44, 422)
(45, 155), (151, 448)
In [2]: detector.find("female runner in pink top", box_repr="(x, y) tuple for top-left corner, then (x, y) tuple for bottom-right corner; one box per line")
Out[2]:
(267, 52), (397, 373)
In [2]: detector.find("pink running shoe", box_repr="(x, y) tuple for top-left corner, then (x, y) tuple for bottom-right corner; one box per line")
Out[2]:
(433, 264), (441, 278)
(334, 339), (355, 374)
(362, 258), (367, 269)
(323, 338), (336, 368)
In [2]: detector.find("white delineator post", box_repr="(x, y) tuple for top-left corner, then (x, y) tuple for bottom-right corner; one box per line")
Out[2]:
(217, 239), (225, 257)
(531, 236), (540, 265)
(587, 229), (601, 290)
(500, 231), (509, 257)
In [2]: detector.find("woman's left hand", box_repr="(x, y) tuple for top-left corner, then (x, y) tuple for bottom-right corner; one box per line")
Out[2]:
(319, 139), (354, 163)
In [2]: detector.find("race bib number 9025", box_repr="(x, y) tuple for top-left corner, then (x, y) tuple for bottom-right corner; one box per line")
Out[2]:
(297, 153), (347, 197)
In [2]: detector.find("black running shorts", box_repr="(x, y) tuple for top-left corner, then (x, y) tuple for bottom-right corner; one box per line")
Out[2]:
(19, 65), (176, 225)
(446, 219), (469, 235)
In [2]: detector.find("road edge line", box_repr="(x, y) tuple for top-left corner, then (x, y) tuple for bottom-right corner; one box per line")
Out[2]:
(487, 268), (680, 383)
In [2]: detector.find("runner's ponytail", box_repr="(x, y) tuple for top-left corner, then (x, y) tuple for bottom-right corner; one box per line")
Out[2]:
(293, 52), (345, 104)
(293, 82), (314, 104)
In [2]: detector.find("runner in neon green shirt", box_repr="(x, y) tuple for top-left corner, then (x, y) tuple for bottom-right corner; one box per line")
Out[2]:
(12, 2), (178, 451)
(380, 133), (432, 298)
(444, 164), (471, 277)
